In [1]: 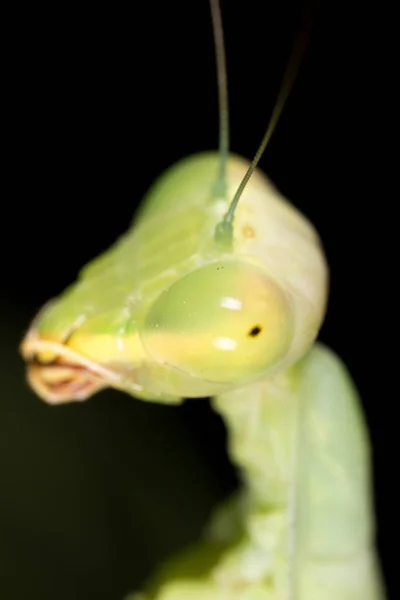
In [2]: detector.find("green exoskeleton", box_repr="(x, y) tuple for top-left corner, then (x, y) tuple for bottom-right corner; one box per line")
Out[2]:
(20, 1), (385, 599)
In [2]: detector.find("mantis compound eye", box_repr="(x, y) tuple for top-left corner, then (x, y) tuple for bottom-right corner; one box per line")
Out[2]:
(140, 260), (294, 384)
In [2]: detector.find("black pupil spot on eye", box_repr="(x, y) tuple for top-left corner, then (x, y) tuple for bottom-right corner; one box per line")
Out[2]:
(249, 325), (262, 337)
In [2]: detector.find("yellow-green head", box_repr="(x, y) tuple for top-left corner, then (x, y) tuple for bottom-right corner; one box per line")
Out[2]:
(20, 154), (327, 405)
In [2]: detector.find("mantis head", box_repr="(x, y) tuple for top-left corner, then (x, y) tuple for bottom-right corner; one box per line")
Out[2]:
(19, 0), (324, 407)
(20, 252), (294, 405)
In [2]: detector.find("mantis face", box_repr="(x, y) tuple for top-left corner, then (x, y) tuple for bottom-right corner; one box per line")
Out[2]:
(20, 128), (327, 407)
(20, 145), (326, 406)
(20, 219), (294, 404)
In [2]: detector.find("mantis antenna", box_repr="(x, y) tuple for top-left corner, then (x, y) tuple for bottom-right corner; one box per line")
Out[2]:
(209, 0), (230, 197)
(215, 0), (316, 245)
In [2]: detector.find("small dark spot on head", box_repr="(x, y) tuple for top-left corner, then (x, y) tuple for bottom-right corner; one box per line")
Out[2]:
(248, 325), (262, 337)
(216, 266), (224, 271)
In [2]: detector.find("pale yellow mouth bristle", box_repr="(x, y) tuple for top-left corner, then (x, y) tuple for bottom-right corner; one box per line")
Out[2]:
(26, 362), (106, 404)
(20, 333), (122, 405)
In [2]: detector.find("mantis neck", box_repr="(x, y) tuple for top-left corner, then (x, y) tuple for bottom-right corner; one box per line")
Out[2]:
(211, 345), (385, 600)
(211, 364), (301, 596)
(212, 364), (300, 511)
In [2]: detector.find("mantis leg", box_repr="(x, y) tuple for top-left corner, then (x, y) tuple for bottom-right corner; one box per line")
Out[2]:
(126, 344), (386, 600)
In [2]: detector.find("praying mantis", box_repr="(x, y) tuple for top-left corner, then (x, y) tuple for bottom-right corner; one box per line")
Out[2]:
(19, 1), (385, 599)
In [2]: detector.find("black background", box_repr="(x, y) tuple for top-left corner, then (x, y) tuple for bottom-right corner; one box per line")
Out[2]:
(1, 1), (394, 599)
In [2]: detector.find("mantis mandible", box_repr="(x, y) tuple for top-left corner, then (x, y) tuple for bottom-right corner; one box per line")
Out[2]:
(20, 1), (385, 598)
